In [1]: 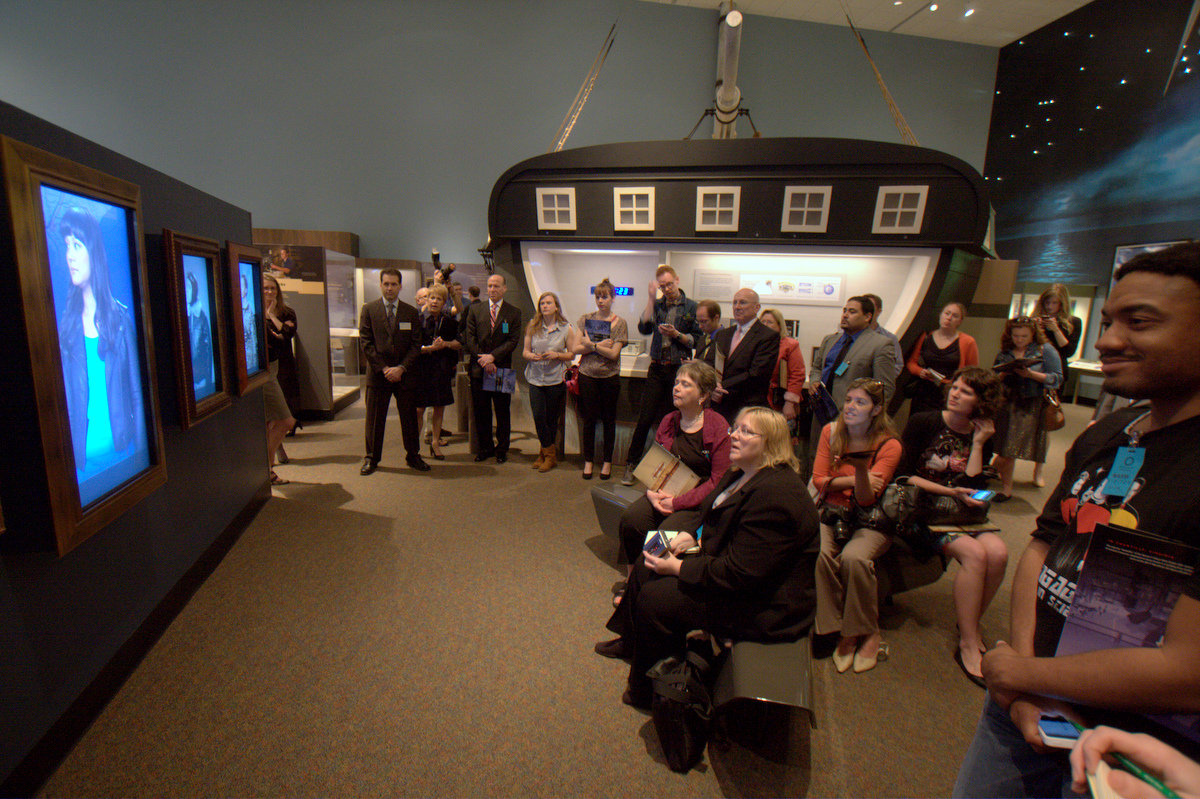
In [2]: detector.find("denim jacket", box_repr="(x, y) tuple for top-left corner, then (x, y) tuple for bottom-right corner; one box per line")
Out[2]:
(995, 343), (1063, 399)
(636, 290), (699, 363)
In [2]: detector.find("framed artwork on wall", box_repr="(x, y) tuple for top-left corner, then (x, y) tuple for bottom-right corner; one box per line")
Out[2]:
(162, 229), (232, 428)
(0, 135), (167, 555)
(1111, 240), (1192, 292)
(226, 242), (270, 395)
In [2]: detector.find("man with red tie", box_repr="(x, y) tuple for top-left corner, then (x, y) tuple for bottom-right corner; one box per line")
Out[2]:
(462, 273), (522, 463)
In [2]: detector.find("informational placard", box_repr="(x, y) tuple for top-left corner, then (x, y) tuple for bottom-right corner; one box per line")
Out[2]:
(693, 268), (844, 306)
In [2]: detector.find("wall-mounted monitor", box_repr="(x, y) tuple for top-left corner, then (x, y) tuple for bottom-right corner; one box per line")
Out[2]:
(1, 135), (166, 555)
(226, 242), (270, 395)
(163, 229), (232, 428)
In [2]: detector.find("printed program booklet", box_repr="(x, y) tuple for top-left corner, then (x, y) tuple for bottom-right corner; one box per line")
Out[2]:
(643, 529), (701, 558)
(633, 442), (701, 496)
(584, 318), (612, 343)
(1055, 523), (1200, 743)
(482, 367), (516, 394)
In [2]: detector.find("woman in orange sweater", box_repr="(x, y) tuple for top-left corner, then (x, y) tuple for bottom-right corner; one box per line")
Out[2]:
(758, 308), (805, 424)
(902, 302), (979, 418)
(811, 377), (902, 674)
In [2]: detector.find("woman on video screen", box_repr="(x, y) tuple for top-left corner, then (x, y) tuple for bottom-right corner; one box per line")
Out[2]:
(57, 206), (139, 474)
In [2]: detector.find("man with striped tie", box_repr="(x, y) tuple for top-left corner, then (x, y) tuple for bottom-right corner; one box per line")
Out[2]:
(462, 273), (522, 463)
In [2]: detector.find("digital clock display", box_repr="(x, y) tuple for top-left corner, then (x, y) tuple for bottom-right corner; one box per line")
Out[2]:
(591, 285), (634, 296)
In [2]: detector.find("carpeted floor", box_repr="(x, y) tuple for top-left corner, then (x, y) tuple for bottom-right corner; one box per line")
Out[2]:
(37, 396), (1093, 798)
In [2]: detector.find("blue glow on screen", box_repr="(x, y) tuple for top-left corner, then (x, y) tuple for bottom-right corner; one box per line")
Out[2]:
(41, 184), (152, 509)
(183, 254), (218, 400)
(239, 261), (262, 375)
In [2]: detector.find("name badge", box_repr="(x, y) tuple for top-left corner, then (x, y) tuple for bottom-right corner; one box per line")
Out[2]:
(1105, 446), (1145, 497)
(835, 361), (849, 377)
(397, 321), (412, 331)
(501, 322), (509, 334)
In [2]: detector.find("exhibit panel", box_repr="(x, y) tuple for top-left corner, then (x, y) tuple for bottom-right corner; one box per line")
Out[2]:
(0, 136), (167, 555)
(225, 242), (271, 396)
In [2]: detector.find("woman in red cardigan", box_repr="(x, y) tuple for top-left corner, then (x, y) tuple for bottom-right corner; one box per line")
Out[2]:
(902, 302), (979, 417)
(613, 360), (732, 605)
(758, 308), (806, 423)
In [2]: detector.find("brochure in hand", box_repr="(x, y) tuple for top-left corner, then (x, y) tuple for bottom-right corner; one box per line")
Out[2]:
(1055, 523), (1200, 743)
(633, 442), (702, 496)
(643, 529), (701, 558)
(584, 318), (612, 343)
(992, 357), (1043, 374)
(482, 367), (516, 394)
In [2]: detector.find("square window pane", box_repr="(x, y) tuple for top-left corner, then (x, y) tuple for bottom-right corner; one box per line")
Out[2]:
(883, 193), (901, 210)
(788, 210), (804, 226)
(635, 210), (649, 224)
(703, 194), (718, 209)
(899, 211), (917, 227)
(718, 194), (733, 209)
(635, 195), (648, 209)
(806, 210), (822, 225)
(620, 210), (633, 224)
(543, 210), (556, 224)
(881, 211), (897, 227)
(554, 193), (570, 208)
(808, 194), (824, 209)
(557, 210), (571, 223)
(620, 195), (633, 209)
(901, 193), (920, 209)
(703, 210), (717, 225)
(718, 210), (733, 225)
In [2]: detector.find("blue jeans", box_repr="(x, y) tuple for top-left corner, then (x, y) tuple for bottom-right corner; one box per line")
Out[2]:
(953, 697), (1082, 799)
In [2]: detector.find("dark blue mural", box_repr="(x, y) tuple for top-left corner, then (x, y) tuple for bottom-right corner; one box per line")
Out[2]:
(984, 0), (1200, 284)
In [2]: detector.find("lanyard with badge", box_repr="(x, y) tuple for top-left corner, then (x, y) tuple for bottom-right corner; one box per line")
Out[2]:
(1106, 411), (1150, 497)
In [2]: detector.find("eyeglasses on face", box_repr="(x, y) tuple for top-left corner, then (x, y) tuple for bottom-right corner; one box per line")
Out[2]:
(729, 424), (762, 438)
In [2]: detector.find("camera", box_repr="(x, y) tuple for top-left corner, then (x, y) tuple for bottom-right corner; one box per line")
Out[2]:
(431, 249), (455, 278)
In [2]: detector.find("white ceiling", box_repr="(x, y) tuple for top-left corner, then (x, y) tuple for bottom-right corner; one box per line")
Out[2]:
(642, 0), (1095, 47)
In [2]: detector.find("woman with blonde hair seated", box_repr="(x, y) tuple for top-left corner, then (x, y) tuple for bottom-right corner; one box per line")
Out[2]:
(811, 378), (902, 673)
(594, 407), (818, 709)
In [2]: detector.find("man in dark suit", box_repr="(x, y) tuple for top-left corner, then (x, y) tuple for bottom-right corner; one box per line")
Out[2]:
(462, 273), (521, 462)
(693, 299), (722, 366)
(711, 289), (780, 423)
(359, 268), (428, 475)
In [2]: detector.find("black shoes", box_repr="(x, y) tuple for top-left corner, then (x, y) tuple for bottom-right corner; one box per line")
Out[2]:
(594, 637), (631, 659)
(407, 455), (431, 472)
(474, 451), (494, 462)
(360, 458), (377, 476)
(496, 453), (507, 464)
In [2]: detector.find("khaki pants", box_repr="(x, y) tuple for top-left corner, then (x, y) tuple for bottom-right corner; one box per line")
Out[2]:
(814, 522), (891, 638)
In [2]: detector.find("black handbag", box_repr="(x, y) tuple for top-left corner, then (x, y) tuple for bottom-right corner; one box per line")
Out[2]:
(648, 650), (715, 773)
(881, 478), (990, 554)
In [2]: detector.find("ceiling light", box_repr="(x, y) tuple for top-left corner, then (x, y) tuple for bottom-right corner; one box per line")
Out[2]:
(963, 5), (975, 16)
(929, 3), (938, 11)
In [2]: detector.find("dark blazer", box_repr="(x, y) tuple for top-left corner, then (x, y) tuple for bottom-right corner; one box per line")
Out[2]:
(694, 329), (719, 367)
(461, 299), (521, 379)
(809, 327), (897, 407)
(713, 320), (780, 418)
(676, 464), (818, 643)
(359, 297), (421, 388)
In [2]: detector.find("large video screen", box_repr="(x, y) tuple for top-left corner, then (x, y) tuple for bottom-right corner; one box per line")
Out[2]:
(238, 259), (264, 376)
(40, 184), (152, 509)
(183, 253), (219, 400)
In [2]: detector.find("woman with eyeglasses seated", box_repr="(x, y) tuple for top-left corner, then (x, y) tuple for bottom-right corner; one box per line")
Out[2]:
(594, 407), (818, 709)
(899, 366), (1005, 686)
(991, 316), (1064, 497)
(612, 360), (731, 605)
(811, 378), (902, 674)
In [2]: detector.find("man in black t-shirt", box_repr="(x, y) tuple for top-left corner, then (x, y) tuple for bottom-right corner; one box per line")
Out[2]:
(954, 242), (1200, 798)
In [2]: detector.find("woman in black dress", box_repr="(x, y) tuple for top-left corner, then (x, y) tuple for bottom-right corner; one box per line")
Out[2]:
(414, 284), (461, 460)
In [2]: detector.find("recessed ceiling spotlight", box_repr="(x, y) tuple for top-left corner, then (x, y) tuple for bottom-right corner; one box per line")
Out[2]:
(929, 3), (938, 11)
(964, 6), (975, 17)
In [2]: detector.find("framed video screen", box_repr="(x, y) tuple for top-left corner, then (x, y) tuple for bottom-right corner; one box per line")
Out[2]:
(226, 242), (270, 395)
(1111, 240), (1192, 292)
(1, 135), (166, 555)
(163, 229), (232, 428)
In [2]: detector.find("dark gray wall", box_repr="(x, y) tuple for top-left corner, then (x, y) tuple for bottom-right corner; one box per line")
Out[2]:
(0, 0), (998, 264)
(0, 101), (266, 786)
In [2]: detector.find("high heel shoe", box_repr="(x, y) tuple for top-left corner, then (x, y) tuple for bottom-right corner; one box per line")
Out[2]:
(429, 443), (445, 461)
(854, 641), (889, 673)
(832, 638), (857, 673)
